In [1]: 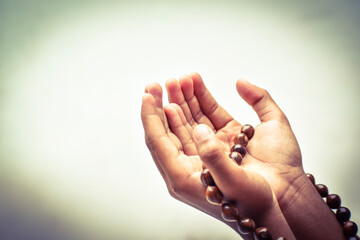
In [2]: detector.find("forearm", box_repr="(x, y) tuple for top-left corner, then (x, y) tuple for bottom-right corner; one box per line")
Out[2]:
(280, 173), (344, 240)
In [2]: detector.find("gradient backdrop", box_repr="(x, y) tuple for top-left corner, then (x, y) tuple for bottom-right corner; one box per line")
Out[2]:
(1, 0), (360, 239)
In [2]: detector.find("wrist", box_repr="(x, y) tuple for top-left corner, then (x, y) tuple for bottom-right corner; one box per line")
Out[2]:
(279, 172), (345, 240)
(252, 198), (296, 240)
(276, 169), (309, 212)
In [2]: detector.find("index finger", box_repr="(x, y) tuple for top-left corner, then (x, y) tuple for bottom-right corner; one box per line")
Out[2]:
(190, 72), (236, 130)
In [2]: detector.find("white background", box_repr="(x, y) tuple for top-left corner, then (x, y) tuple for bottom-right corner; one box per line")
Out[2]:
(0, 0), (359, 239)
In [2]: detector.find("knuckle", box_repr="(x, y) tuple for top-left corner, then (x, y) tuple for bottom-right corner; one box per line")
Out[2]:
(207, 102), (219, 116)
(262, 89), (271, 98)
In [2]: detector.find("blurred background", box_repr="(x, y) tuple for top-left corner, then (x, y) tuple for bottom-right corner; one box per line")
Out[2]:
(0, 0), (359, 239)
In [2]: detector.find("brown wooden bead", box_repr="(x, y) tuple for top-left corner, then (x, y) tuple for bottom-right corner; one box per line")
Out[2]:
(326, 194), (341, 209)
(200, 169), (215, 186)
(306, 173), (315, 185)
(343, 221), (358, 237)
(315, 184), (329, 198)
(254, 227), (272, 240)
(241, 124), (255, 140)
(231, 144), (246, 158)
(237, 217), (256, 234)
(234, 133), (248, 147)
(229, 152), (242, 165)
(336, 207), (351, 223)
(205, 186), (223, 205)
(221, 203), (239, 222)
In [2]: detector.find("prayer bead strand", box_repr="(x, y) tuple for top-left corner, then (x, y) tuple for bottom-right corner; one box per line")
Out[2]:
(201, 124), (286, 240)
(306, 173), (359, 239)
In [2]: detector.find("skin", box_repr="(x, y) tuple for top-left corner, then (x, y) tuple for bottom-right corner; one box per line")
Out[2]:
(141, 73), (345, 240)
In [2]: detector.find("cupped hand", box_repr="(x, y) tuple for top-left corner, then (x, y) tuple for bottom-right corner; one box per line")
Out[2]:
(141, 81), (280, 236)
(164, 73), (304, 211)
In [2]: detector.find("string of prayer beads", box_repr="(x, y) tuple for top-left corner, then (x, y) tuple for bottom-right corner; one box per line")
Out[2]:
(200, 124), (286, 240)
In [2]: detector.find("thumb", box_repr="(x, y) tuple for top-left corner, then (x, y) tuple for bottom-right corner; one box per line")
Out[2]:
(193, 124), (246, 194)
(236, 79), (288, 124)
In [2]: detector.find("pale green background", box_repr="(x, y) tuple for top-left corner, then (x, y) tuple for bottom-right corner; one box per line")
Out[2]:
(0, 0), (359, 239)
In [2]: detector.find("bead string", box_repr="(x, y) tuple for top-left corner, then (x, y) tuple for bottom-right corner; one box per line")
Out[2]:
(200, 124), (286, 240)
(306, 173), (359, 240)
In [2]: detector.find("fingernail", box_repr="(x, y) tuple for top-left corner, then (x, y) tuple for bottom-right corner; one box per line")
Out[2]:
(194, 124), (212, 142)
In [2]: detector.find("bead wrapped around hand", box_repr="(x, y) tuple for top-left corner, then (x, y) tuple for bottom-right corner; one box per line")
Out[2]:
(200, 124), (287, 239)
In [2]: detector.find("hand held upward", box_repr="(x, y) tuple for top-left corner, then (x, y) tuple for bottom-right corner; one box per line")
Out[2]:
(165, 73), (305, 205)
(141, 73), (347, 240)
(142, 73), (296, 239)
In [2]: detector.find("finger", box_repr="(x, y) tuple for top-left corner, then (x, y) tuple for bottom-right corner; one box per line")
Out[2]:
(164, 103), (194, 137)
(178, 74), (215, 129)
(171, 102), (194, 136)
(141, 92), (182, 178)
(190, 72), (234, 130)
(141, 93), (168, 181)
(193, 124), (250, 197)
(165, 78), (195, 125)
(164, 103), (197, 156)
(145, 82), (169, 130)
(236, 79), (288, 124)
(166, 77), (215, 130)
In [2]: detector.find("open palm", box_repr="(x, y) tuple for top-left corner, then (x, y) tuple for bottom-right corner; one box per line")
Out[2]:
(165, 73), (303, 202)
(141, 73), (303, 235)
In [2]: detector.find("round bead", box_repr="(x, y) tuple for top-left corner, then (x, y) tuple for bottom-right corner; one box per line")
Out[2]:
(241, 124), (255, 140)
(200, 169), (215, 186)
(231, 144), (247, 158)
(344, 221), (358, 237)
(229, 152), (242, 165)
(237, 217), (256, 234)
(336, 207), (351, 223)
(276, 238), (287, 240)
(306, 173), (315, 185)
(221, 203), (239, 222)
(315, 184), (329, 198)
(234, 133), (248, 147)
(326, 194), (341, 209)
(205, 186), (223, 205)
(254, 227), (272, 240)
